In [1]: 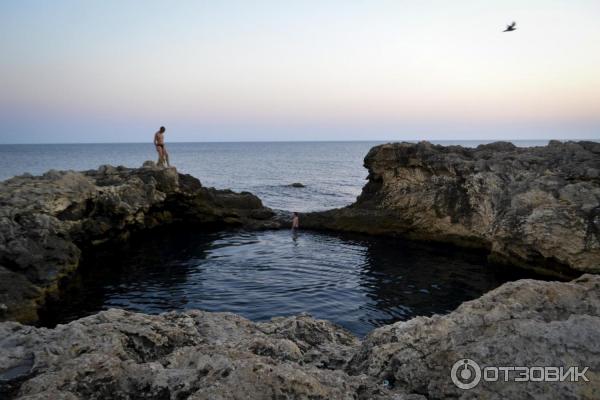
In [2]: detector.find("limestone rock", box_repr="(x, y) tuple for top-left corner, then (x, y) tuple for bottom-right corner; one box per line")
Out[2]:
(302, 141), (600, 275)
(347, 274), (600, 399)
(0, 310), (370, 400)
(0, 163), (278, 323)
(1, 275), (599, 399)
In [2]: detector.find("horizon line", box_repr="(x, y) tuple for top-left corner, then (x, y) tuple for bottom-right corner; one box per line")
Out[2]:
(1, 138), (597, 146)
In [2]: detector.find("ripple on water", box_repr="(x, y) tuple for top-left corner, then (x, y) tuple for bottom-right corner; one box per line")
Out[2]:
(39, 229), (551, 337)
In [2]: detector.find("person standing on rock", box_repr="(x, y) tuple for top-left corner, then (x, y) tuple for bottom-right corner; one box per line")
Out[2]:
(153, 126), (170, 167)
(292, 212), (300, 231)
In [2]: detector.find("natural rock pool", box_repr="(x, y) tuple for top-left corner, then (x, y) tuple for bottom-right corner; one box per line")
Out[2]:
(40, 229), (550, 336)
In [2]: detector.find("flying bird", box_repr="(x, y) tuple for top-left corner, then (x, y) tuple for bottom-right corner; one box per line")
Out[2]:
(503, 22), (517, 32)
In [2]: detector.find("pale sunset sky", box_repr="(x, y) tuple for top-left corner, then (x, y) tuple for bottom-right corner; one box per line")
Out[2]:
(1, 0), (599, 143)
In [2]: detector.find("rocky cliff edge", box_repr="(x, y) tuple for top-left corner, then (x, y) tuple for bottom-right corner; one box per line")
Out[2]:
(303, 141), (600, 276)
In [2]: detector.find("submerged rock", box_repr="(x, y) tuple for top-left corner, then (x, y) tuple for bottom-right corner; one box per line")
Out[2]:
(302, 141), (600, 276)
(0, 163), (278, 323)
(1, 275), (599, 399)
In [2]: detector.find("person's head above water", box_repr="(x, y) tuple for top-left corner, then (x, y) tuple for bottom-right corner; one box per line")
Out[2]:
(293, 212), (298, 216)
(159, 126), (165, 133)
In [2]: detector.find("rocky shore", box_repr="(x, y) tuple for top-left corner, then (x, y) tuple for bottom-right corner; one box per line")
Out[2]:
(1, 274), (598, 399)
(0, 162), (279, 323)
(302, 140), (600, 277)
(1, 142), (599, 398)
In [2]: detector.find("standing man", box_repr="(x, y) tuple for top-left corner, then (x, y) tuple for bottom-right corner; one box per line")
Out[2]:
(153, 126), (170, 167)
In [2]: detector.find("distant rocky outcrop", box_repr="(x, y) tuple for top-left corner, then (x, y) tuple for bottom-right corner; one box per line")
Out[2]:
(0, 162), (278, 323)
(2, 275), (599, 399)
(302, 141), (600, 276)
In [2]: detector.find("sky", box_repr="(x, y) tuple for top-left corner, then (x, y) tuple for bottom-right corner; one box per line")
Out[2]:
(1, 0), (599, 143)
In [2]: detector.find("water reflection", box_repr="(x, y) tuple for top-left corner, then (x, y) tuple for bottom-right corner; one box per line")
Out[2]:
(40, 229), (553, 336)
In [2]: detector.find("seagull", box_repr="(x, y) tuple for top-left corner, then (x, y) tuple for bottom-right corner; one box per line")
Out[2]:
(503, 21), (517, 32)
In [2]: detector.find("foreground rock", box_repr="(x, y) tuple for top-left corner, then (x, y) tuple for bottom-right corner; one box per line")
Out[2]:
(303, 141), (600, 276)
(349, 273), (600, 399)
(1, 275), (599, 399)
(0, 310), (372, 400)
(0, 163), (278, 323)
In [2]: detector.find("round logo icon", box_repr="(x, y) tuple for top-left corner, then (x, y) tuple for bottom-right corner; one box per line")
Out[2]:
(451, 358), (481, 390)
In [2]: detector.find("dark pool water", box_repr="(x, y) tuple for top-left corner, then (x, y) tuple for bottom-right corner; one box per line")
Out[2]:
(40, 229), (550, 337)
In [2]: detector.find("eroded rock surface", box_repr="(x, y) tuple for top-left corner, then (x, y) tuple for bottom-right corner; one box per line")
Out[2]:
(0, 310), (373, 400)
(349, 273), (600, 399)
(303, 141), (600, 275)
(0, 163), (278, 322)
(1, 275), (599, 399)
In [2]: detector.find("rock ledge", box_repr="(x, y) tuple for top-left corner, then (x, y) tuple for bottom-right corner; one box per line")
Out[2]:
(303, 141), (600, 276)
(0, 163), (278, 322)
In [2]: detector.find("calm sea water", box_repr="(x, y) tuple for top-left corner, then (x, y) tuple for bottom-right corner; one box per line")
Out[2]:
(1, 140), (553, 211)
(39, 229), (550, 337)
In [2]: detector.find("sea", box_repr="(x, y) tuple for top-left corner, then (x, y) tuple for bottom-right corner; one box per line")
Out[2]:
(1, 140), (575, 335)
(0, 140), (558, 212)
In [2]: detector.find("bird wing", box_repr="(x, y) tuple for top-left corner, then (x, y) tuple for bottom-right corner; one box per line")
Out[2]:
(509, 21), (516, 28)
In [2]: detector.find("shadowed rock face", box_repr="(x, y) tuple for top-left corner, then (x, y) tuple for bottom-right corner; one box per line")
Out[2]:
(0, 162), (278, 323)
(1, 275), (599, 399)
(302, 141), (600, 276)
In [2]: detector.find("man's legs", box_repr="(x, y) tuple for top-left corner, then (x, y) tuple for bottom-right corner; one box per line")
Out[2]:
(163, 148), (170, 167)
(156, 147), (165, 167)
